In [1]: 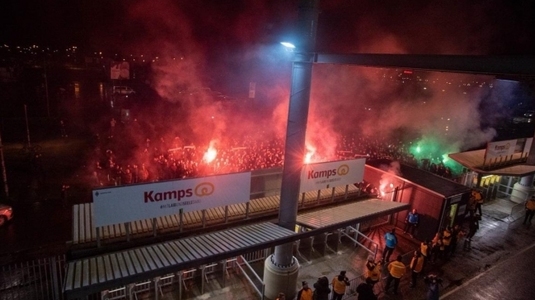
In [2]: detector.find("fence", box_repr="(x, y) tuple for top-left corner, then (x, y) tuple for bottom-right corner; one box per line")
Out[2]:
(0, 255), (65, 300)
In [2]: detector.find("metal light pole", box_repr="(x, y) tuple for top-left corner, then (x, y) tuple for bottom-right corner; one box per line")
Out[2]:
(0, 128), (8, 198)
(44, 59), (50, 118)
(24, 104), (31, 149)
(263, 1), (319, 299)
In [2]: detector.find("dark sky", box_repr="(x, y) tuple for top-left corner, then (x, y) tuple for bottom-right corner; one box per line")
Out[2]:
(2, 0), (535, 55)
(1, 0), (533, 163)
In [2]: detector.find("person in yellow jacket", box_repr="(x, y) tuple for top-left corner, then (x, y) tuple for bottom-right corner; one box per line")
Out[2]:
(385, 255), (406, 295)
(409, 251), (425, 288)
(420, 240), (430, 268)
(331, 271), (350, 300)
(365, 257), (382, 287)
(523, 196), (535, 225)
(297, 281), (313, 300)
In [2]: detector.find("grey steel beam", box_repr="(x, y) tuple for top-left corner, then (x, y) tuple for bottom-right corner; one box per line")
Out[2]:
(315, 53), (535, 76)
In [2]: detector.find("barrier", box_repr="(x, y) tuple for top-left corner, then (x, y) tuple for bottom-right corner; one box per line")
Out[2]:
(72, 184), (360, 247)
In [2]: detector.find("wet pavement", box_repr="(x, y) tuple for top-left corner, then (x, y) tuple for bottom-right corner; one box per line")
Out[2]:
(154, 197), (535, 299)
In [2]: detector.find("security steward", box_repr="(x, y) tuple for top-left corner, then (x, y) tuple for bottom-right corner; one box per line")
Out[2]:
(385, 255), (406, 295)
(297, 281), (313, 300)
(365, 257), (382, 287)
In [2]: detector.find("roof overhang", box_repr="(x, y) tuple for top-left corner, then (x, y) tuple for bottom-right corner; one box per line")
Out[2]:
(449, 149), (535, 177)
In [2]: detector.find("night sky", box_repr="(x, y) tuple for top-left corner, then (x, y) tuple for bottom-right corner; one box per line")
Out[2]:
(2, 0), (535, 56)
(1, 0), (534, 171)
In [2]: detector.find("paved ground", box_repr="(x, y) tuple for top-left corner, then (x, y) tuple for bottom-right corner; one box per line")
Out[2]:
(149, 197), (535, 299)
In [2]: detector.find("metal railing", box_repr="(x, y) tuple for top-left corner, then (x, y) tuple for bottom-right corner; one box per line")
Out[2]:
(236, 255), (265, 300)
(0, 255), (65, 300)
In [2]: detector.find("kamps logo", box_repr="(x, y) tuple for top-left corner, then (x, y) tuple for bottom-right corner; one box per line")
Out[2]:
(144, 182), (215, 203)
(337, 164), (350, 176)
(307, 164), (350, 180)
(494, 143), (510, 151)
(195, 182), (214, 197)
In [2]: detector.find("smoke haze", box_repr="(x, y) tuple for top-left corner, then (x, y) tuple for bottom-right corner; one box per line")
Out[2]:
(85, 0), (532, 165)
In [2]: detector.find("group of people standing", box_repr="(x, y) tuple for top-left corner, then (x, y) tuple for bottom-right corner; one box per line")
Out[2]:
(295, 271), (351, 300)
(375, 208), (473, 298)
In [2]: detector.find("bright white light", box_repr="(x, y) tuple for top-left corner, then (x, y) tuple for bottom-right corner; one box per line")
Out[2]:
(280, 42), (296, 49)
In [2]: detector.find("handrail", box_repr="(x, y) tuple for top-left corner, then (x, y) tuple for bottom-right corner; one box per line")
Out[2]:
(344, 227), (379, 260)
(236, 255), (265, 300)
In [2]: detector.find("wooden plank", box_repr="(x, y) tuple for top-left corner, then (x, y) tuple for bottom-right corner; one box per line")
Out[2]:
(130, 221), (139, 234)
(202, 233), (232, 253)
(170, 241), (195, 261)
(103, 255), (114, 282)
(183, 211), (195, 226)
(153, 244), (172, 267)
(90, 203), (97, 241)
(249, 200), (260, 213)
(154, 243), (175, 266)
(83, 203), (90, 242)
(227, 204), (239, 217)
(73, 260), (82, 289)
(214, 207), (225, 220)
(230, 225), (266, 244)
(102, 224), (110, 240)
(132, 249), (149, 273)
(166, 215), (175, 228)
(175, 240), (200, 260)
(84, 203), (91, 243)
(182, 237), (212, 257)
(110, 254), (123, 279)
(141, 219), (151, 233)
(268, 196), (280, 208)
(189, 236), (221, 256)
(78, 205), (86, 244)
(140, 247), (159, 270)
(72, 205), (79, 245)
(191, 210), (202, 224)
(162, 215), (172, 228)
(205, 208), (216, 221)
(130, 220), (139, 234)
(96, 256), (106, 284)
(169, 214), (179, 227)
(121, 251), (137, 276)
(89, 257), (98, 286)
(64, 262), (75, 291)
(82, 259), (90, 288)
(122, 250), (144, 274)
(119, 222), (126, 236)
(155, 216), (164, 229)
(212, 230), (249, 249)
(166, 241), (186, 263)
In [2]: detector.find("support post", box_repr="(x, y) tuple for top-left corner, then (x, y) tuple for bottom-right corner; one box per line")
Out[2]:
(263, 1), (319, 299)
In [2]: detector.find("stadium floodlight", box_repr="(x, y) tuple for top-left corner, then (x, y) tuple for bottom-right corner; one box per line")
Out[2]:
(280, 42), (296, 49)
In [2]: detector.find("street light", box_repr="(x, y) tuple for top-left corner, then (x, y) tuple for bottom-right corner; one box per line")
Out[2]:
(263, 1), (319, 299)
(280, 42), (296, 50)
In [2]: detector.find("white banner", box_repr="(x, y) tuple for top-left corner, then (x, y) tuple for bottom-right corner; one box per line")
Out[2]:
(93, 172), (251, 227)
(485, 139), (517, 160)
(300, 158), (366, 193)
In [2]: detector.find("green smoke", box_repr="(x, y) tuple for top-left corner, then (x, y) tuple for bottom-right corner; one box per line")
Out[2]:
(408, 136), (463, 175)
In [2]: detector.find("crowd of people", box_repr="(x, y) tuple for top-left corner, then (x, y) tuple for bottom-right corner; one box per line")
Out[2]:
(83, 116), (455, 188)
(372, 205), (482, 299)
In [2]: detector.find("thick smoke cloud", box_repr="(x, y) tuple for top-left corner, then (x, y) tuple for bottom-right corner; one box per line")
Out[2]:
(94, 0), (531, 166)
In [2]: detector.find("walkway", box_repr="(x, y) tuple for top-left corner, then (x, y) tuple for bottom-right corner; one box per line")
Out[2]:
(136, 197), (535, 299)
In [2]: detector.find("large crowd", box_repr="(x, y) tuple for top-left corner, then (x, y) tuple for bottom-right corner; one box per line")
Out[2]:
(84, 117), (453, 188)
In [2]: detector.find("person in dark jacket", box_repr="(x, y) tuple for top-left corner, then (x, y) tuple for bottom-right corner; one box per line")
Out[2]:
(313, 276), (331, 300)
(464, 214), (480, 250)
(356, 278), (378, 300)
(424, 274), (443, 300)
